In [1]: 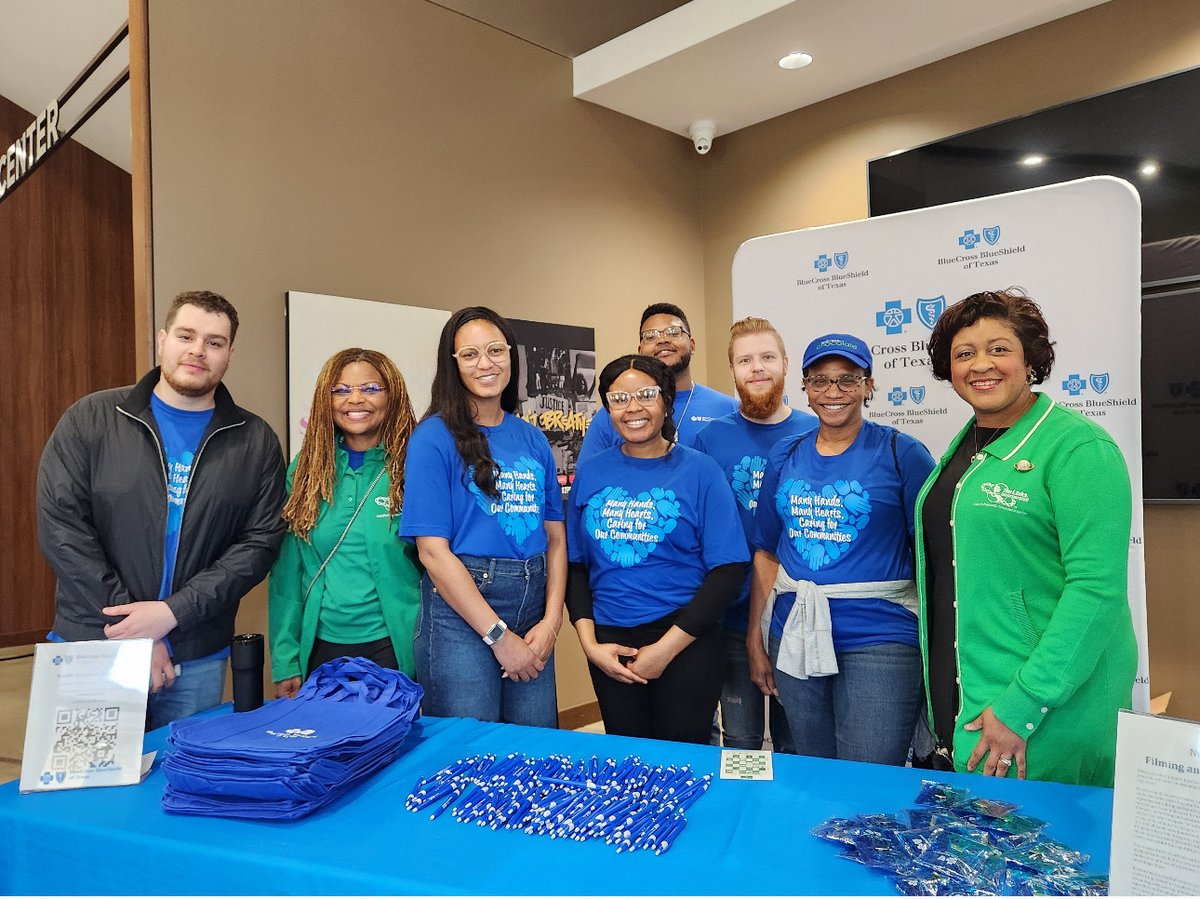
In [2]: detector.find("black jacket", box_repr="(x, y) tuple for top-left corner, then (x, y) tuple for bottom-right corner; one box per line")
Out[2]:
(37, 368), (287, 661)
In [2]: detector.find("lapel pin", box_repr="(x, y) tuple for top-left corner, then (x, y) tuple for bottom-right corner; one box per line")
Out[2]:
(1014, 460), (1035, 472)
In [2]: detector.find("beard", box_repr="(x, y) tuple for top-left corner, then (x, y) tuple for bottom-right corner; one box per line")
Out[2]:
(737, 376), (786, 421)
(668, 349), (692, 376)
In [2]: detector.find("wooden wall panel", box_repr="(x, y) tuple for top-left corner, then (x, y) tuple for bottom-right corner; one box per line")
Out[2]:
(0, 93), (135, 646)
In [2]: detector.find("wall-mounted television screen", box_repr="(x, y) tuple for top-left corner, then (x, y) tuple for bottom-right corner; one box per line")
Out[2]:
(867, 66), (1200, 501)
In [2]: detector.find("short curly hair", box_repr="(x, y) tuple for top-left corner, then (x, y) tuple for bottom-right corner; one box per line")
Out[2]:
(927, 288), (1055, 383)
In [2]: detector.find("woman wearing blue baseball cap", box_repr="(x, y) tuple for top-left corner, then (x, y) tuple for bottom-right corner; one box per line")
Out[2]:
(746, 332), (935, 765)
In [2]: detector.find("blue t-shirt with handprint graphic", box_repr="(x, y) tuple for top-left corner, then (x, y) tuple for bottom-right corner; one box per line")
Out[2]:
(752, 420), (935, 650)
(694, 409), (817, 632)
(400, 413), (563, 559)
(567, 445), (748, 627)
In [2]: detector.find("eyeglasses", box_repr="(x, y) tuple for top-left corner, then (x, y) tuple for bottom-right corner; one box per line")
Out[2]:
(639, 324), (689, 344)
(331, 383), (386, 397)
(606, 386), (662, 407)
(453, 341), (511, 365)
(803, 374), (867, 392)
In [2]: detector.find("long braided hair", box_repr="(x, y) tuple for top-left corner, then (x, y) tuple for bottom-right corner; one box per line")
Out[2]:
(282, 348), (417, 539)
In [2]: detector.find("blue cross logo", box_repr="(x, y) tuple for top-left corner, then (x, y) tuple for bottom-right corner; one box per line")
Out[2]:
(814, 254), (832, 273)
(888, 387), (907, 406)
(959, 229), (980, 250)
(876, 300), (911, 335)
(1061, 374), (1086, 396)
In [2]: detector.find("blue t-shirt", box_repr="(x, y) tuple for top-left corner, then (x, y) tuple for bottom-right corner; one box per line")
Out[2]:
(577, 382), (737, 465)
(567, 445), (749, 627)
(693, 409), (818, 632)
(151, 394), (214, 601)
(400, 413), (563, 559)
(752, 420), (935, 650)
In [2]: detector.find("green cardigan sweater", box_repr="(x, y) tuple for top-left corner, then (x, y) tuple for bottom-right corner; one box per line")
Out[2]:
(914, 393), (1137, 787)
(268, 445), (422, 681)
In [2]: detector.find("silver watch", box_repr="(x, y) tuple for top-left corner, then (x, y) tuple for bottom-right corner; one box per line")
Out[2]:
(482, 619), (508, 645)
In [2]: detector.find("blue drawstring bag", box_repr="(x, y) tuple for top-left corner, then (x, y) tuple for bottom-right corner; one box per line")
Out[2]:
(161, 657), (423, 820)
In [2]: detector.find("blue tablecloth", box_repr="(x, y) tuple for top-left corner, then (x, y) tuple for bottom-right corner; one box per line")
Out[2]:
(0, 711), (1113, 895)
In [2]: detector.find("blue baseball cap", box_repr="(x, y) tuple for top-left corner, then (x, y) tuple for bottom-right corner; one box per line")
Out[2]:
(802, 333), (872, 372)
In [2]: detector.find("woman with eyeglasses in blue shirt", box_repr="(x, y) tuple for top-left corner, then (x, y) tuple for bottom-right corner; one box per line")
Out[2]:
(269, 348), (421, 698)
(567, 354), (749, 744)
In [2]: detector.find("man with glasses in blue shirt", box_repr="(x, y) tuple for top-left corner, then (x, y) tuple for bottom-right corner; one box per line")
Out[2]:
(37, 290), (286, 728)
(578, 303), (736, 464)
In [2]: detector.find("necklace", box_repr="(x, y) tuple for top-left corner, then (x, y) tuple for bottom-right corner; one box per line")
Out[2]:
(674, 386), (695, 440)
(972, 424), (1007, 459)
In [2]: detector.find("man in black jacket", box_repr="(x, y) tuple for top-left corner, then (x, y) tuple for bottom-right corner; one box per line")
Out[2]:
(37, 290), (286, 728)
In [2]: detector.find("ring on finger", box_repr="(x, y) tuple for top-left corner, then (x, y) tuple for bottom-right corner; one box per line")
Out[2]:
(998, 756), (1013, 767)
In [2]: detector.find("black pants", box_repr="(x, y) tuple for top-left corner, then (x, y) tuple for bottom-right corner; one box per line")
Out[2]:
(589, 614), (723, 745)
(307, 636), (398, 676)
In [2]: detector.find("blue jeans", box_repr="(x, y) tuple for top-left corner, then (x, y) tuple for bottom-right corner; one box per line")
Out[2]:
(769, 633), (921, 766)
(718, 629), (794, 752)
(415, 553), (557, 728)
(147, 653), (227, 731)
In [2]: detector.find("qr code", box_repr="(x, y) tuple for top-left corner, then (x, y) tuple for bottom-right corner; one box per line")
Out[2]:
(51, 707), (120, 774)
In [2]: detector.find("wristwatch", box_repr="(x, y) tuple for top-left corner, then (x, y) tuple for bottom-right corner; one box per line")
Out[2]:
(482, 619), (508, 645)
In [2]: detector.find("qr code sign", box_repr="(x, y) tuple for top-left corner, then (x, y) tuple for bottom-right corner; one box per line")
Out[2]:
(50, 706), (120, 775)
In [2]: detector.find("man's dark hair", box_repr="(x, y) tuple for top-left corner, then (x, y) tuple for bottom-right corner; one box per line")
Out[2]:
(164, 290), (240, 343)
(639, 302), (690, 333)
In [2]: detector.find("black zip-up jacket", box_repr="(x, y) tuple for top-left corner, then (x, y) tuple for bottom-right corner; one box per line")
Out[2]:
(37, 368), (287, 662)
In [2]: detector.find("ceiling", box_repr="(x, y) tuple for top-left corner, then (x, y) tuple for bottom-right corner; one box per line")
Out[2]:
(0, 0), (1111, 176)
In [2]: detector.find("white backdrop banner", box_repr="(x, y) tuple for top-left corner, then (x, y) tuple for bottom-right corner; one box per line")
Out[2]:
(732, 176), (1149, 709)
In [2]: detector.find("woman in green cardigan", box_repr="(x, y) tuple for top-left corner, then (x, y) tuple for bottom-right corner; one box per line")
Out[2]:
(269, 348), (422, 697)
(915, 289), (1137, 787)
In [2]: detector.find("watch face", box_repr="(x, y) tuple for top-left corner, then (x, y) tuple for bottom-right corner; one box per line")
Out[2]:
(485, 621), (506, 643)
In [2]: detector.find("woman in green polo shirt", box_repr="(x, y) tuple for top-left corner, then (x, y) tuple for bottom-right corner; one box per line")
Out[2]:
(915, 289), (1137, 787)
(269, 348), (422, 698)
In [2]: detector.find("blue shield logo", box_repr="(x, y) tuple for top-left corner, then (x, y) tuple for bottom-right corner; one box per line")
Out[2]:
(814, 254), (832, 273)
(55, 772), (66, 783)
(983, 226), (1001, 246)
(911, 386), (926, 404)
(916, 296), (945, 330)
(958, 229), (980, 250)
(1089, 373), (1110, 395)
(833, 251), (849, 270)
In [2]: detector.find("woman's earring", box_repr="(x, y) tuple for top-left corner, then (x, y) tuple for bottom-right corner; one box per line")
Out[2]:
(1027, 370), (1035, 386)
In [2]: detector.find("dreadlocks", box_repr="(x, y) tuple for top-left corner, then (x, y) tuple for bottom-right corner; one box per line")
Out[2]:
(282, 348), (417, 539)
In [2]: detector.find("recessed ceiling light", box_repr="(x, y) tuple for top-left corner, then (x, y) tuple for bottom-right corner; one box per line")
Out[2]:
(1021, 154), (1045, 166)
(1140, 161), (1159, 177)
(778, 51), (813, 70)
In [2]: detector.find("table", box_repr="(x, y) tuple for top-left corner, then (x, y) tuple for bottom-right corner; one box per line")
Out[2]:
(0, 712), (1114, 895)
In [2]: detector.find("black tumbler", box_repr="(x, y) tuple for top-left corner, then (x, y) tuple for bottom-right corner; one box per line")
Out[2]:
(231, 633), (265, 712)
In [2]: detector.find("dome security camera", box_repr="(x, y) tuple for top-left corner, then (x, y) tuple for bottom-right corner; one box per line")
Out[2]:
(689, 120), (716, 155)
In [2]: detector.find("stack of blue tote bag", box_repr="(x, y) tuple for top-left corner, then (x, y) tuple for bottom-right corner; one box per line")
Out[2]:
(162, 657), (423, 820)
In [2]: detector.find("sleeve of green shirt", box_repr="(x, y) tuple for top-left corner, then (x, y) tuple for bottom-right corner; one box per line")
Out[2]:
(991, 434), (1132, 736)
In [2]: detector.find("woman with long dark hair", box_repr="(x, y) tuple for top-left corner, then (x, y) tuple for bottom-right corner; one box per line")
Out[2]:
(566, 354), (748, 743)
(400, 307), (565, 726)
(269, 348), (420, 697)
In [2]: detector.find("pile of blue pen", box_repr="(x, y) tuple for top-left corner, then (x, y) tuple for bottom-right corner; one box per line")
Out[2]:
(406, 753), (713, 854)
(162, 657), (423, 821)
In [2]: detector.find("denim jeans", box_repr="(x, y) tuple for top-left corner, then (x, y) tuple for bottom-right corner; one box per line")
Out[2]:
(415, 553), (557, 728)
(769, 633), (921, 766)
(717, 629), (794, 752)
(147, 653), (227, 731)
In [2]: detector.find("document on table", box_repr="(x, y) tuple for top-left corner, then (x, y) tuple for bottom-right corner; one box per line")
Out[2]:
(1109, 709), (1200, 895)
(20, 639), (152, 793)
